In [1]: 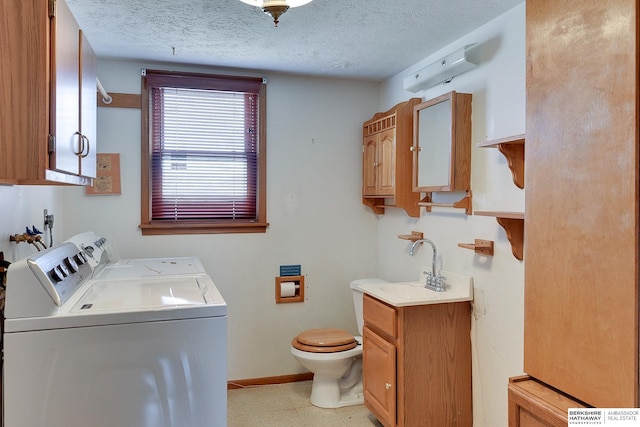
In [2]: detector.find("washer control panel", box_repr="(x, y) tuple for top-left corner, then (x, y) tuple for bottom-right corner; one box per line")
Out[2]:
(27, 242), (93, 307)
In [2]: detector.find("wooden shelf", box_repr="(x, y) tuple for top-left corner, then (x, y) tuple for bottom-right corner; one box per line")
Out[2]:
(478, 134), (525, 189)
(475, 211), (523, 219)
(475, 211), (524, 260)
(398, 231), (424, 242)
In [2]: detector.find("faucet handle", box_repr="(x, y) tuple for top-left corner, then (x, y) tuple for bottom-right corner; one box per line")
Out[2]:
(425, 271), (433, 285)
(436, 273), (446, 289)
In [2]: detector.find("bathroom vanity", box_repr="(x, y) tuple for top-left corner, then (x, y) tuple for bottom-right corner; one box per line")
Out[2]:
(360, 276), (473, 427)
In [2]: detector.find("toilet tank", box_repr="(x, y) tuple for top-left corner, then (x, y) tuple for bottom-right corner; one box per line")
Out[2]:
(350, 278), (388, 335)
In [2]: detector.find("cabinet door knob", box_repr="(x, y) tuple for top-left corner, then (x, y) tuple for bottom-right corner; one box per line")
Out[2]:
(385, 383), (392, 390)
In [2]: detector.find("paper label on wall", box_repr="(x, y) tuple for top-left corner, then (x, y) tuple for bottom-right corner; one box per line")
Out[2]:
(279, 265), (301, 276)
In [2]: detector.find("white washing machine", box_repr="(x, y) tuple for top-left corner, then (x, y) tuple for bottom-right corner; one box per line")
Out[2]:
(3, 232), (227, 427)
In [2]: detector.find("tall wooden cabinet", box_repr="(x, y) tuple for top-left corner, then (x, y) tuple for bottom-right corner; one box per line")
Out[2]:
(0, 0), (97, 185)
(362, 98), (421, 218)
(514, 0), (639, 417)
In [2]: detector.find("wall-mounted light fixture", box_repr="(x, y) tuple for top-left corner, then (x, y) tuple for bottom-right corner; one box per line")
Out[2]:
(238, 0), (313, 27)
(403, 44), (478, 93)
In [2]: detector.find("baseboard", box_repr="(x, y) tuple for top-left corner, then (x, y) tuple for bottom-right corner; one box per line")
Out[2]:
(227, 372), (314, 390)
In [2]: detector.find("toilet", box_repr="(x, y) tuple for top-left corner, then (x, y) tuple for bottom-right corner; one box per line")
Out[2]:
(290, 278), (387, 408)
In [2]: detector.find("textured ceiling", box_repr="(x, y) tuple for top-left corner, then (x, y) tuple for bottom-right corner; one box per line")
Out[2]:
(66, 0), (524, 81)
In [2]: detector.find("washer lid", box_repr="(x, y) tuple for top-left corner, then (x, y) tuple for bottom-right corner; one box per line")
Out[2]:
(95, 257), (206, 281)
(72, 277), (207, 312)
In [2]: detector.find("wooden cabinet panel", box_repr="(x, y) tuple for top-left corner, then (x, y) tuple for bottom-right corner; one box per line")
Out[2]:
(525, 0), (638, 407)
(0, 0), (96, 185)
(362, 135), (378, 195)
(377, 129), (396, 195)
(0, 0), (50, 182)
(363, 294), (396, 340)
(363, 326), (396, 427)
(398, 302), (472, 427)
(363, 127), (396, 197)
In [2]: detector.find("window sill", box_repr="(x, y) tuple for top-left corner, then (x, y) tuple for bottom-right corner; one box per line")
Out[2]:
(139, 221), (269, 235)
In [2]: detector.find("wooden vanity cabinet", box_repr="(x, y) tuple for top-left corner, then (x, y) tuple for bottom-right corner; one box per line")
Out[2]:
(0, 0), (97, 185)
(362, 294), (472, 427)
(362, 98), (421, 218)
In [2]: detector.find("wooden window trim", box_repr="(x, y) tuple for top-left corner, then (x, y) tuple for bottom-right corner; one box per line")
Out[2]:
(139, 70), (268, 235)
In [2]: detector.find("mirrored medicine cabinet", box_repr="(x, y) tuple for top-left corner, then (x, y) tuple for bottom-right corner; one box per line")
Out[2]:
(412, 91), (472, 193)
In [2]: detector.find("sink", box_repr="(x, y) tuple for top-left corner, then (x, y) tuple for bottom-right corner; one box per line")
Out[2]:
(379, 284), (440, 300)
(358, 271), (473, 307)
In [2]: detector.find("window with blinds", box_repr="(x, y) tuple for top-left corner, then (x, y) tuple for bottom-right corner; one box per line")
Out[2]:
(140, 70), (268, 235)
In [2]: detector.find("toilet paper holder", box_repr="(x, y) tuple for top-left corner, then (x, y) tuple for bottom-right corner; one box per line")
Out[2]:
(275, 275), (304, 303)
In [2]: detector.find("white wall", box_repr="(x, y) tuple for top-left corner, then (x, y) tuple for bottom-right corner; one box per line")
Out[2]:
(58, 60), (381, 380)
(0, 4), (526, 425)
(0, 185), (65, 263)
(377, 4), (525, 427)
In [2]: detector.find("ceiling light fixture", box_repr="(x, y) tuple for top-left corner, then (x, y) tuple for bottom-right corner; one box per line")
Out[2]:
(239, 0), (313, 27)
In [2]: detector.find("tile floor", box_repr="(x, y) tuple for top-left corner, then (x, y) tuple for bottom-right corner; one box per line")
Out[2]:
(227, 381), (384, 426)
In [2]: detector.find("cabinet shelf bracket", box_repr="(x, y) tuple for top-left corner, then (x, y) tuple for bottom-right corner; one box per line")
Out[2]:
(362, 197), (386, 215)
(496, 217), (524, 260)
(418, 191), (472, 215)
(477, 134), (525, 189)
(475, 211), (524, 261)
(458, 239), (494, 256)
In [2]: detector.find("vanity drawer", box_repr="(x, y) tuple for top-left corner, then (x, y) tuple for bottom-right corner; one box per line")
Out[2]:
(364, 294), (397, 340)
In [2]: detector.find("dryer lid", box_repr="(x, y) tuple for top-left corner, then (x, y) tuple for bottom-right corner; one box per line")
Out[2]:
(72, 277), (208, 312)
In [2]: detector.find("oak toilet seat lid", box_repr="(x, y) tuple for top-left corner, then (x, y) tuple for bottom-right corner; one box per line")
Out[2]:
(291, 328), (357, 353)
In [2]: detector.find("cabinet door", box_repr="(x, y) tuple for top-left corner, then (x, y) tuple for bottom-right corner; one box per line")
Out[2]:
(50, 0), (81, 176)
(362, 134), (378, 196)
(363, 326), (396, 427)
(525, 0), (638, 407)
(377, 128), (396, 196)
(79, 30), (97, 178)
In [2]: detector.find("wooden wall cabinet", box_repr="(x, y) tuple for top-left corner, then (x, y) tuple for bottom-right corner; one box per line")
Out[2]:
(362, 294), (472, 427)
(517, 0), (639, 417)
(362, 98), (421, 218)
(0, 0), (97, 185)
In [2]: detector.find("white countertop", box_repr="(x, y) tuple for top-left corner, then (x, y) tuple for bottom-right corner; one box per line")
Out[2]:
(358, 270), (473, 307)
